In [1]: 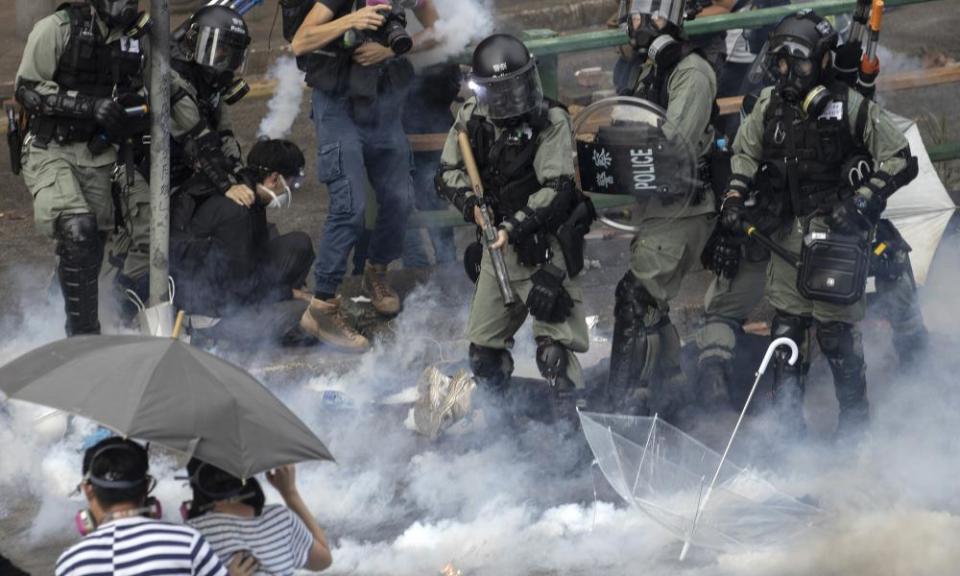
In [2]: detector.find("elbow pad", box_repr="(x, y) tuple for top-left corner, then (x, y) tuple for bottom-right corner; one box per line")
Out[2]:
(16, 83), (95, 118)
(183, 130), (240, 194)
(434, 167), (475, 222)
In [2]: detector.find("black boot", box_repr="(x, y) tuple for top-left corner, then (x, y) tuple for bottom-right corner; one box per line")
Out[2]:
(55, 214), (103, 336)
(817, 321), (870, 442)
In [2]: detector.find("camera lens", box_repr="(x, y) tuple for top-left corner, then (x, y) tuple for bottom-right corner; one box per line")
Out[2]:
(385, 21), (412, 55)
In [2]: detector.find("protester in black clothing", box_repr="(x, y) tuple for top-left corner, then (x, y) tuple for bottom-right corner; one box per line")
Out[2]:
(171, 139), (316, 346)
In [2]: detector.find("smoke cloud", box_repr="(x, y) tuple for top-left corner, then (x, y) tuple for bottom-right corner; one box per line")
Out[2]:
(409, 0), (495, 69)
(3, 230), (960, 575)
(257, 56), (305, 140)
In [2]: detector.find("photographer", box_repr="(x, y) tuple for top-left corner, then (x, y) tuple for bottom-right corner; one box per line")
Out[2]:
(184, 459), (332, 575)
(290, 0), (438, 352)
(56, 437), (237, 576)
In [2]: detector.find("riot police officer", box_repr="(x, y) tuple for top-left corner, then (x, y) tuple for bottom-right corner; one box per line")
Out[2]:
(721, 10), (917, 439)
(436, 34), (593, 416)
(15, 0), (145, 336)
(607, 0), (718, 419)
(111, 5), (254, 312)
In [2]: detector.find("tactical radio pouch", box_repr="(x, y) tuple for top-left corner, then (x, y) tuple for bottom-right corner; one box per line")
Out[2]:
(797, 228), (869, 305)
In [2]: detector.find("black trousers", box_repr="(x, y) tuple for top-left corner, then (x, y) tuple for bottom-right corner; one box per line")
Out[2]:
(172, 196), (315, 317)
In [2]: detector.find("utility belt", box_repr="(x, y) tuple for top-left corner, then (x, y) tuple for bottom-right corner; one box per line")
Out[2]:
(29, 116), (98, 148)
(305, 52), (413, 120)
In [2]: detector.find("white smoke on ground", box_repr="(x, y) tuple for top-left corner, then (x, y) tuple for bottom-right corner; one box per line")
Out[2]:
(4, 234), (960, 575)
(256, 56), (304, 140)
(408, 0), (495, 69)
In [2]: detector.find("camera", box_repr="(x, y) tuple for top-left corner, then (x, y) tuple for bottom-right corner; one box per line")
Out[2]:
(343, 1), (413, 56)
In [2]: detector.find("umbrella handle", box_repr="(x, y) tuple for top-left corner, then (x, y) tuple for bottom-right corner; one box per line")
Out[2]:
(678, 337), (800, 561)
(758, 337), (799, 375)
(171, 310), (186, 339)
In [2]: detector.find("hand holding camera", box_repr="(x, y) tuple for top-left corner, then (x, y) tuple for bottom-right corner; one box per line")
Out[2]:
(348, 4), (390, 31)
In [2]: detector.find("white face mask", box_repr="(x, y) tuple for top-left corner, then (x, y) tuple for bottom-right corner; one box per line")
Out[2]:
(258, 175), (293, 209)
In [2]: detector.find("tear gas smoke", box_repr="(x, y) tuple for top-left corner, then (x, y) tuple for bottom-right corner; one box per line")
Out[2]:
(408, 0), (494, 69)
(3, 234), (960, 575)
(256, 56), (304, 140)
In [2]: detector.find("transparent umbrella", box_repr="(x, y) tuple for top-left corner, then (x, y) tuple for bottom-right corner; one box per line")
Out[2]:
(580, 339), (820, 557)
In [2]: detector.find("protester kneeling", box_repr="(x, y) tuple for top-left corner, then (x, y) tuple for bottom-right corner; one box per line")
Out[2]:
(57, 437), (232, 576)
(183, 459), (332, 575)
(171, 139), (316, 347)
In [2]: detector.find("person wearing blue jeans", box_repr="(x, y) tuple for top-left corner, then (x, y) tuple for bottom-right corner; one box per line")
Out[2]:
(290, 0), (438, 352)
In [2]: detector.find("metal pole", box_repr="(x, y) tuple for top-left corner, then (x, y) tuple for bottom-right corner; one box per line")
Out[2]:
(149, 0), (171, 306)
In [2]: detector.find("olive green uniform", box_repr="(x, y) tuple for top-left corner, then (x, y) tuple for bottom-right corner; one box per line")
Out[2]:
(439, 99), (589, 388)
(17, 11), (121, 237)
(608, 50), (718, 417)
(733, 86), (910, 322)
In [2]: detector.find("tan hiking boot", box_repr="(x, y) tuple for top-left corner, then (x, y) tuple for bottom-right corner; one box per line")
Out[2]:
(299, 297), (370, 353)
(362, 263), (401, 316)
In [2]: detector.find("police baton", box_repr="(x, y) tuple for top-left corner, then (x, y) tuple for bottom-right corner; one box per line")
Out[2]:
(741, 221), (800, 269)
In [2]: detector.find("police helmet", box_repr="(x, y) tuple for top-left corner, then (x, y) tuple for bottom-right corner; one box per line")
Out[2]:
(762, 10), (839, 102)
(182, 6), (251, 76)
(469, 34), (543, 121)
(617, 0), (686, 50)
(91, 0), (139, 29)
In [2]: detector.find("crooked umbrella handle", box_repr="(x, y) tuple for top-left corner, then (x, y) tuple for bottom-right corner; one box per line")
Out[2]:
(757, 336), (800, 376)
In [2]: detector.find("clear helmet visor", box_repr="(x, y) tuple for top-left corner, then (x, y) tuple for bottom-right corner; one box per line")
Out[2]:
(194, 26), (250, 74)
(750, 39), (816, 83)
(470, 60), (544, 120)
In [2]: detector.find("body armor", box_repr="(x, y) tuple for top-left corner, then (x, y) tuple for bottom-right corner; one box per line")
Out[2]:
(34, 3), (142, 145)
(465, 110), (546, 221)
(757, 84), (866, 219)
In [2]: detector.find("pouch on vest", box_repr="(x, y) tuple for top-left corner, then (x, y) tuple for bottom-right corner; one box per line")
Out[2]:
(797, 229), (869, 305)
(554, 196), (596, 278)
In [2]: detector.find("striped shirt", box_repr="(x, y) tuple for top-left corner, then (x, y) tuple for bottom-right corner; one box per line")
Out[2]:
(187, 505), (313, 576)
(56, 516), (227, 576)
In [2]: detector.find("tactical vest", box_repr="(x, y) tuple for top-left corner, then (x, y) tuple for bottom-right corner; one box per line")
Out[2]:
(39, 3), (143, 144)
(466, 106), (555, 221)
(758, 84), (867, 218)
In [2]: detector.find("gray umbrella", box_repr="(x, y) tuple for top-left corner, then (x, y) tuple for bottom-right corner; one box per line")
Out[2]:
(0, 335), (333, 478)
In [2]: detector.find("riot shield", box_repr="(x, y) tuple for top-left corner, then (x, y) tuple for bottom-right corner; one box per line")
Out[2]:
(574, 96), (699, 230)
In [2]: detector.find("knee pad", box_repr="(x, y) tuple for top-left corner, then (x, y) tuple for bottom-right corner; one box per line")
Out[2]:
(613, 272), (656, 322)
(535, 337), (572, 387)
(55, 213), (100, 263)
(469, 343), (514, 391)
(771, 311), (811, 374)
(815, 321), (857, 360)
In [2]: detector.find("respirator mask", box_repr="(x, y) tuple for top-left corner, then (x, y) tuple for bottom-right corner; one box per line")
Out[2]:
(259, 172), (302, 209)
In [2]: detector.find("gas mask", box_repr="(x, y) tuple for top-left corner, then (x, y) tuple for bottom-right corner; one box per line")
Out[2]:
(763, 40), (823, 104)
(92, 0), (140, 30)
(627, 14), (661, 54)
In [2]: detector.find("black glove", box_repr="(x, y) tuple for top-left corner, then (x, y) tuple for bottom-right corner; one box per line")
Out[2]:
(461, 194), (480, 224)
(828, 193), (883, 233)
(834, 40), (862, 76)
(720, 194), (745, 233)
(92, 98), (125, 133)
(526, 263), (574, 323)
(713, 234), (742, 279)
